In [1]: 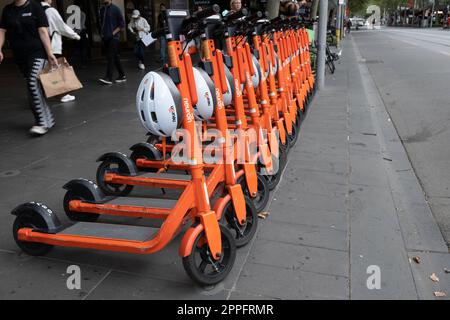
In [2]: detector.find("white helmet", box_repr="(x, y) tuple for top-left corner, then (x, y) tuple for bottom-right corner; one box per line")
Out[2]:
(263, 47), (270, 78)
(222, 65), (235, 106)
(272, 52), (279, 74)
(251, 54), (261, 88)
(192, 67), (216, 121)
(136, 71), (182, 137)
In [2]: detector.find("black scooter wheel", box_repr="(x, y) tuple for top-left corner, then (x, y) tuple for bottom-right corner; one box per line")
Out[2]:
(182, 224), (236, 286)
(130, 146), (159, 173)
(220, 195), (258, 247)
(13, 212), (53, 256)
(64, 189), (100, 222)
(239, 174), (270, 213)
(96, 158), (134, 197)
(288, 119), (299, 147)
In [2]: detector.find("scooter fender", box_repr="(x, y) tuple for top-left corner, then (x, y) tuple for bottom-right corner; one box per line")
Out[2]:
(96, 152), (138, 176)
(129, 142), (163, 161)
(63, 178), (105, 203)
(179, 223), (204, 258)
(11, 202), (63, 233)
(179, 199), (229, 258)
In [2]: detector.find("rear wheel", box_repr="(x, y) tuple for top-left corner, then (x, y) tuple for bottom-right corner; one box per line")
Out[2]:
(96, 158), (134, 196)
(182, 224), (236, 286)
(220, 195), (258, 247)
(64, 189), (100, 222)
(130, 146), (159, 173)
(13, 212), (53, 256)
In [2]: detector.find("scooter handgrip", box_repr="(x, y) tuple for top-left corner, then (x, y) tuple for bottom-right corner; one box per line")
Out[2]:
(193, 4), (220, 20)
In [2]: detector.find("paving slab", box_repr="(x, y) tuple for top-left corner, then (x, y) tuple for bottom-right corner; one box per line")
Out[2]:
(235, 262), (348, 300)
(85, 271), (229, 300)
(0, 251), (109, 300)
(248, 239), (348, 277)
(256, 219), (347, 251)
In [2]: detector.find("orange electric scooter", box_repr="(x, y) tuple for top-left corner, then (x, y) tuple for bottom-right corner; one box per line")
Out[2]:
(11, 9), (248, 286)
(96, 9), (271, 213)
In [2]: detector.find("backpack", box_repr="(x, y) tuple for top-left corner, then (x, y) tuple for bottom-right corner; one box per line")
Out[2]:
(41, 4), (58, 40)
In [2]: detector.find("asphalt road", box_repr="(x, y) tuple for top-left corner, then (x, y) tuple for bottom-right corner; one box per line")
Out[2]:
(353, 27), (450, 247)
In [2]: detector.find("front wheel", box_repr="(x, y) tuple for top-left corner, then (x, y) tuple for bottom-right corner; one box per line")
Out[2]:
(220, 195), (258, 247)
(182, 224), (236, 286)
(240, 175), (270, 213)
(288, 119), (299, 147)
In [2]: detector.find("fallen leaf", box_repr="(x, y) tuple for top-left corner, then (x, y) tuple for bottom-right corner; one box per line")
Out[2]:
(434, 291), (447, 297)
(257, 212), (270, 219)
(412, 256), (421, 264)
(430, 273), (440, 282)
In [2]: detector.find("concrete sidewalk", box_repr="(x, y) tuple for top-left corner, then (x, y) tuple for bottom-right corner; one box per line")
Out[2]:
(0, 38), (449, 299)
(228, 36), (449, 299)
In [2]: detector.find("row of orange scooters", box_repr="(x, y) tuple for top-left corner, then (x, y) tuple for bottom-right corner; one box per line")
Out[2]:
(11, 6), (316, 286)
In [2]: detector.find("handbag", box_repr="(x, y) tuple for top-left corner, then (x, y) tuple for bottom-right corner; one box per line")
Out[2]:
(38, 57), (83, 98)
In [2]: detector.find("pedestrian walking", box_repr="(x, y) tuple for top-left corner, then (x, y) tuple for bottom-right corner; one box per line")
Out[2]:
(372, 18), (376, 29)
(98, 0), (126, 85)
(158, 3), (167, 65)
(346, 19), (352, 34)
(72, 5), (89, 68)
(0, 0), (58, 136)
(128, 9), (150, 70)
(41, 0), (80, 103)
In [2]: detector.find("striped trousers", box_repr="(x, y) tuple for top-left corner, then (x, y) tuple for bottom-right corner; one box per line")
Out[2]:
(19, 57), (55, 128)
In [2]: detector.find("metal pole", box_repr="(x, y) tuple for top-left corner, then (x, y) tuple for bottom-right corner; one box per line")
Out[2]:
(430, 0), (435, 27)
(336, 2), (342, 47)
(317, 0), (328, 90)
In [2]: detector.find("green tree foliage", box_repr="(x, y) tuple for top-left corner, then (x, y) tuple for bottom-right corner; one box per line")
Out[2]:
(349, 0), (410, 15)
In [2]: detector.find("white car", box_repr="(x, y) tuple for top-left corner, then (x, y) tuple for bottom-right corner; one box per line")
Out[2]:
(350, 18), (365, 29)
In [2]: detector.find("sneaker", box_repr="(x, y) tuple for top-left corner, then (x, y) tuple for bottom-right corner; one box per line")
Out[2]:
(115, 76), (127, 83)
(29, 126), (49, 136)
(61, 94), (75, 103)
(99, 78), (113, 85)
(138, 63), (145, 70)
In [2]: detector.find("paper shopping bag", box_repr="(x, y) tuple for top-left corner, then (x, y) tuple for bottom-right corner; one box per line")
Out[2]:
(39, 57), (83, 98)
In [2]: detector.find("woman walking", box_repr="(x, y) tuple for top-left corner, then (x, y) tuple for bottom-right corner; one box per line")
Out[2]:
(128, 9), (150, 70)
(0, 0), (58, 136)
(41, 0), (80, 103)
